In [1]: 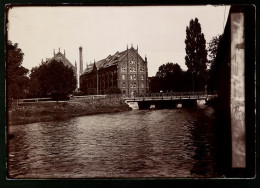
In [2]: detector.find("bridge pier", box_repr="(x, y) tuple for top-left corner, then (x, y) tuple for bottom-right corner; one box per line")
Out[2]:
(155, 101), (177, 109)
(181, 99), (197, 107)
(138, 102), (151, 110)
(137, 101), (178, 109)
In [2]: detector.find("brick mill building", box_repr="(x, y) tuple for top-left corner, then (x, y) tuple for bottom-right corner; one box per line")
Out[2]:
(79, 45), (149, 95)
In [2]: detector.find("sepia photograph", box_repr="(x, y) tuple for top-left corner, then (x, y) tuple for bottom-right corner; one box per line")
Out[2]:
(5, 4), (255, 179)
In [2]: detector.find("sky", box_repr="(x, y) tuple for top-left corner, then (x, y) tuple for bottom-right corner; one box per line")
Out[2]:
(8, 5), (230, 77)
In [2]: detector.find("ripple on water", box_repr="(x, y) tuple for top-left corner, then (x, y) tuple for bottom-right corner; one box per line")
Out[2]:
(8, 107), (217, 178)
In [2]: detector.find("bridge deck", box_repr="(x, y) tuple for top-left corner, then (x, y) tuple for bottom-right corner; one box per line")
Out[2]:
(124, 95), (211, 102)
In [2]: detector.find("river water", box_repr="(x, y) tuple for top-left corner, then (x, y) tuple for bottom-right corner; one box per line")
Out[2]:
(8, 105), (219, 178)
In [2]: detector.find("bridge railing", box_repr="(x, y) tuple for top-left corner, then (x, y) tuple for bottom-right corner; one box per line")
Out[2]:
(125, 91), (213, 98)
(124, 91), (217, 100)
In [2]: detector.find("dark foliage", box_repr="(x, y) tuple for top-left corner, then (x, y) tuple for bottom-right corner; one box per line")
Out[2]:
(150, 62), (190, 92)
(29, 60), (77, 100)
(6, 40), (29, 101)
(105, 86), (122, 94)
(185, 18), (208, 91)
(207, 35), (223, 93)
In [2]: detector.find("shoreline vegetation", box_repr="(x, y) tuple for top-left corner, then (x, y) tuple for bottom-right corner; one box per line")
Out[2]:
(8, 97), (132, 126)
(8, 95), (218, 126)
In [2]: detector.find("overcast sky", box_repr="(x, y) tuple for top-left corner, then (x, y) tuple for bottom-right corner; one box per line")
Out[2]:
(8, 5), (230, 77)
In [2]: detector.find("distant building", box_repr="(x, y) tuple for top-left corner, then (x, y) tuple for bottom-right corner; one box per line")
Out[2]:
(79, 45), (149, 95)
(43, 48), (78, 86)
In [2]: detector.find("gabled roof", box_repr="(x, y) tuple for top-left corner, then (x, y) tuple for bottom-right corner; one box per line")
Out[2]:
(46, 51), (76, 72)
(81, 48), (138, 76)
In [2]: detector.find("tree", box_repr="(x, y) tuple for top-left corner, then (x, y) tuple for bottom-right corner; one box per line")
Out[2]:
(208, 34), (223, 67)
(207, 34), (223, 93)
(185, 18), (208, 91)
(28, 63), (48, 98)
(29, 60), (77, 100)
(154, 62), (185, 92)
(6, 41), (29, 101)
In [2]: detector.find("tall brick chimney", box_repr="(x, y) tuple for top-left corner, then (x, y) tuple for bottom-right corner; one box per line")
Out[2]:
(79, 46), (83, 74)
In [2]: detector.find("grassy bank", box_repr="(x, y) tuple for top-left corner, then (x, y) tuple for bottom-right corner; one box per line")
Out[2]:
(8, 97), (132, 126)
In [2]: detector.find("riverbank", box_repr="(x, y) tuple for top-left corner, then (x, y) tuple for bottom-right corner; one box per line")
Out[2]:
(8, 97), (132, 126)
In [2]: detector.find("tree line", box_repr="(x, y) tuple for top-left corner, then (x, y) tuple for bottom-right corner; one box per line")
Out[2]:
(149, 18), (222, 93)
(7, 40), (77, 103)
(7, 17), (222, 102)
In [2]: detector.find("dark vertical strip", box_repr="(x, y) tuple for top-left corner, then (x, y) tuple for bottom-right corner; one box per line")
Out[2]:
(244, 5), (256, 178)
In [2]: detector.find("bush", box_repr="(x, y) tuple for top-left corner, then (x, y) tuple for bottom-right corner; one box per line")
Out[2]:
(73, 90), (84, 96)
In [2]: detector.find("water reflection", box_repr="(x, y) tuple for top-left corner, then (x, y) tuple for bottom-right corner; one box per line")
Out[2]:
(8, 106), (218, 178)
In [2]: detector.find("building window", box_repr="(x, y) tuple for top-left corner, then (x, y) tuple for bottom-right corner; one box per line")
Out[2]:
(122, 82), (126, 88)
(141, 83), (144, 88)
(121, 66), (126, 72)
(122, 75), (125, 80)
(140, 67), (144, 72)
(141, 75), (144, 80)
(130, 83), (133, 88)
(130, 65), (136, 72)
(130, 60), (135, 64)
(133, 82), (137, 88)
(133, 75), (136, 80)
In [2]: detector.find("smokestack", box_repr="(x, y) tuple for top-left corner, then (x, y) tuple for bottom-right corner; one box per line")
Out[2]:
(79, 46), (83, 74)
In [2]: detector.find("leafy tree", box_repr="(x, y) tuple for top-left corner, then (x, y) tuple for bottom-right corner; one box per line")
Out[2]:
(28, 63), (48, 97)
(29, 60), (77, 100)
(149, 76), (161, 93)
(6, 41), (29, 101)
(207, 34), (223, 93)
(153, 62), (185, 92)
(185, 18), (208, 91)
(208, 34), (223, 67)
